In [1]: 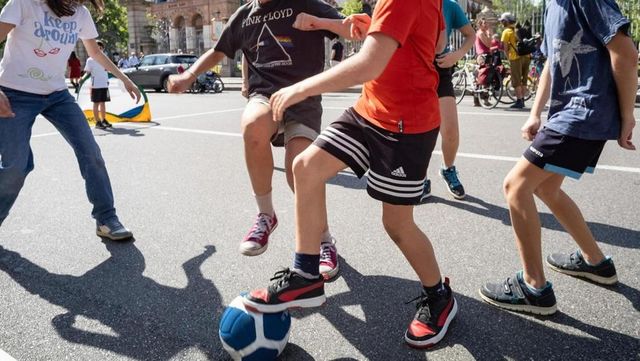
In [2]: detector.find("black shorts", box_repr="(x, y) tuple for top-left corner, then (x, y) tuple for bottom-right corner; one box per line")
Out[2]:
(314, 108), (439, 205)
(523, 127), (606, 180)
(436, 64), (454, 98)
(90, 88), (111, 103)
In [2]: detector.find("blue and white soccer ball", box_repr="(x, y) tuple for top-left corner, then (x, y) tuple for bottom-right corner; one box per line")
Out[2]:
(219, 295), (291, 361)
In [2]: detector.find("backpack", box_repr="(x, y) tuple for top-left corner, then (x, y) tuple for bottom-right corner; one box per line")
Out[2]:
(515, 27), (536, 56)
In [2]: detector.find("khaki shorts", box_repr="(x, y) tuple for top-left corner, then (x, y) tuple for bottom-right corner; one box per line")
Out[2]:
(248, 94), (320, 147)
(509, 56), (531, 88)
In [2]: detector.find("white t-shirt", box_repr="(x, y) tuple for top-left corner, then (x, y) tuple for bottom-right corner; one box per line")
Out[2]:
(0, 0), (98, 94)
(84, 57), (108, 88)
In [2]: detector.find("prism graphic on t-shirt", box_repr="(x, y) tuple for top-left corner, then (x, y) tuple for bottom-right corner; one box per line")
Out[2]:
(254, 23), (292, 68)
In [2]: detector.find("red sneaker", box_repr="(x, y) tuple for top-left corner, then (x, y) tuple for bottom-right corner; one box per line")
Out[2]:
(405, 278), (458, 348)
(243, 268), (325, 313)
(239, 213), (278, 256)
(319, 237), (339, 280)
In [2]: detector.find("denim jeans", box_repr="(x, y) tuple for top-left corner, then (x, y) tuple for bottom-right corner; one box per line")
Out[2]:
(0, 86), (117, 226)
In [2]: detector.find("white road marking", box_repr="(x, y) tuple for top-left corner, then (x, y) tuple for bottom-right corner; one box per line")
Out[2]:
(153, 108), (245, 121)
(30, 111), (640, 174)
(0, 349), (17, 361)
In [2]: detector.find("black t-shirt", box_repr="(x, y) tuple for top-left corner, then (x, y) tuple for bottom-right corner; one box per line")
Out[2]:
(215, 0), (343, 96)
(331, 41), (344, 61)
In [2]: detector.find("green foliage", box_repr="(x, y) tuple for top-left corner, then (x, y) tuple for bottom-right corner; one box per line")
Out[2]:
(618, 0), (640, 41)
(341, 0), (363, 17)
(91, 0), (129, 54)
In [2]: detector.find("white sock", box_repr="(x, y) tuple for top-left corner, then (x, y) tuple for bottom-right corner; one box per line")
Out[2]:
(254, 192), (274, 216)
(321, 229), (333, 244)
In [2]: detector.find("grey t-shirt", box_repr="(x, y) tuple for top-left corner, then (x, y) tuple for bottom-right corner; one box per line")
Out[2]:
(542, 0), (630, 140)
(215, 0), (343, 96)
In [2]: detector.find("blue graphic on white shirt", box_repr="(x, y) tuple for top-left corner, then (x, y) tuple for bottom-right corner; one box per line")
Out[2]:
(32, 11), (79, 57)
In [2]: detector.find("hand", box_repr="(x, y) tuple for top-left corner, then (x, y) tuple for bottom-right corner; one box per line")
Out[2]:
(0, 90), (15, 118)
(241, 84), (249, 99)
(123, 79), (142, 104)
(293, 13), (321, 31)
(270, 84), (307, 122)
(521, 115), (541, 141)
(436, 52), (460, 69)
(167, 72), (195, 94)
(618, 116), (636, 150)
(344, 14), (371, 40)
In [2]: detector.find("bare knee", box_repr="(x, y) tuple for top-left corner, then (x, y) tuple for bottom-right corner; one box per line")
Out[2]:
(292, 152), (323, 187)
(242, 118), (272, 149)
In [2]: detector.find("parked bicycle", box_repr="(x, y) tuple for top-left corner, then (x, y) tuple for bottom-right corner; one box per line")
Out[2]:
(452, 55), (503, 109)
(502, 53), (545, 104)
(190, 70), (225, 93)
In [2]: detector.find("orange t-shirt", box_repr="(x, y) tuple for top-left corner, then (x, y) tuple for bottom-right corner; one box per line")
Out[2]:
(353, 0), (444, 134)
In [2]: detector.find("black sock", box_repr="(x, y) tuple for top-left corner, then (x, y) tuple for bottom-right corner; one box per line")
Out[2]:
(293, 252), (320, 278)
(423, 279), (446, 297)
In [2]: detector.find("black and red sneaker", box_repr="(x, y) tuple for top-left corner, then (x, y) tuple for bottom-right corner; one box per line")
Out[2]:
(243, 268), (326, 313)
(405, 278), (458, 348)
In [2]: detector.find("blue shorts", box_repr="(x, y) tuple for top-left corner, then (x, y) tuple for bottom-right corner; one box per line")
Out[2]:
(523, 127), (606, 179)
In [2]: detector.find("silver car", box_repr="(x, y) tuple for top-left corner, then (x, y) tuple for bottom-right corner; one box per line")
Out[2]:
(123, 53), (198, 92)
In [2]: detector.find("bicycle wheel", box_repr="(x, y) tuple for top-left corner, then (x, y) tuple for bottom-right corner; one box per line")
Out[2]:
(452, 70), (466, 104)
(502, 76), (517, 104)
(479, 71), (503, 109)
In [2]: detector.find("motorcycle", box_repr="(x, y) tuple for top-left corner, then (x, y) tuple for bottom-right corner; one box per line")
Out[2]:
(190, 70), (225, 93)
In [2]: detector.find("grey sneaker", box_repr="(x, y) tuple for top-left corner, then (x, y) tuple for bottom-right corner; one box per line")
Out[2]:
(96, 218), (133, 241)
(420, 179), (431, 202)
(546, 251), (618, 285)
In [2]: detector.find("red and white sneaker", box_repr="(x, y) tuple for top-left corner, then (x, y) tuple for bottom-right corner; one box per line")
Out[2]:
(239, 213), (278, 256)
(243, 268), (326, 313)
(319, 238), (339, 280)
(405, 278), (458, 348)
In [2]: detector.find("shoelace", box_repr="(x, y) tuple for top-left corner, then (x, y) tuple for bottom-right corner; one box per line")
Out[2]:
(320, 242), (334, 262)
(443, 168), (462, 188)
(405, 294), (432, 320)
(269, 268), (292, 289)
(248, 215), (271, 240)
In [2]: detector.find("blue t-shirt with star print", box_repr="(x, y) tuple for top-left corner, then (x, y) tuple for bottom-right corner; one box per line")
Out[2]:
(542, 0), (630, 140)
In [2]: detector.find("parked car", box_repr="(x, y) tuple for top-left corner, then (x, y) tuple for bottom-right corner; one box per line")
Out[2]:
(122, 53), (198, 92)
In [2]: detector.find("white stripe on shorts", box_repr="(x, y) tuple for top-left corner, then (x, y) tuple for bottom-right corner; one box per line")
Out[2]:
(325, 127), (370, 157)
(318, 134), (369, 171)
(367, 179), (424, 198)
(368, 170), (426, 186)
(368, 173), (425, 193)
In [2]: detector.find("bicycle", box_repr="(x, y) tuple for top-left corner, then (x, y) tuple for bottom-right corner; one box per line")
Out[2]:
(452, 55), (503, 109)
(502, 54), (545, 104)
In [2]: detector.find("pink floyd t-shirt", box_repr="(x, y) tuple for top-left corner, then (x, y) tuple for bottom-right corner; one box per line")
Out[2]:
(0, 0), (98, 94)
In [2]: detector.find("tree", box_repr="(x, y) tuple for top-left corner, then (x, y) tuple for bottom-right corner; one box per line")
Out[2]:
(340, 0), (363, 17)
(618, 0), (640, 42)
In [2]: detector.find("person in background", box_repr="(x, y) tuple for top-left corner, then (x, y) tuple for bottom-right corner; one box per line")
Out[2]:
(84, 40), (112, 130)
(473, 17), (492, 107)
(421, 0), (475, 201)
(67, 51), (82, 90)
(127, 51), (139, 68)
(500, 12), (529, 109)
(330, 39), (344, 67)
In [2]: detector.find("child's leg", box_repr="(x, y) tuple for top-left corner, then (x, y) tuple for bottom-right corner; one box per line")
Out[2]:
(293, 145), (346, 256)
(534, 174), (605, 263)
(41, 90), (117, 224)
(503, 158), (555, 289)
(99, 102), (106, 121)
(381, 202), (441, 287)
(240, 100), (278, 202)
(92, 102), (100, 124)
(0, 91), (42, 225)
(285, 136), (312, 192)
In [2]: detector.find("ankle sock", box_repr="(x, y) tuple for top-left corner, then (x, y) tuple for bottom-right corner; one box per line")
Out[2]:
(293, 252), (320, 279)
(423, 279), (446, 297)
(254, 192), (274, 216)
(518, 272), (550, 295)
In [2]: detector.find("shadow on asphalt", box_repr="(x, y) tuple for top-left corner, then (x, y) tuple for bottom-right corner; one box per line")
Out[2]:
(292, 258), (640, 360)
(424, 194), (640, 249)
(0, 242), (229, 360)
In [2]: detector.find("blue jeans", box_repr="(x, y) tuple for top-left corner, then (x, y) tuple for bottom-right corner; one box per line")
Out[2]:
(0, 86), (117, 226)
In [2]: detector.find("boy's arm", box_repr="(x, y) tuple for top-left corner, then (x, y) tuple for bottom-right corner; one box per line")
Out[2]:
(82, 39), (141, 103)
(0, 22), (14, 43)
(270, 32), (398, 120)
(293, 13), (368, 40)
(522, 60), (550, 141)
(436, 29), (447, 54)
(607, 30), (637, 150)
(241, 54), (249, 98)
(167, 49), (226, 93)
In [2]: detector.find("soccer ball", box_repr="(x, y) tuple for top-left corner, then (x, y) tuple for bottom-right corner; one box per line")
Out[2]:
(219, 295), (291, 361)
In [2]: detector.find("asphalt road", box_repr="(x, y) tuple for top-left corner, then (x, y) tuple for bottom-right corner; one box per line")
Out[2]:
(0, 90), (639, 361)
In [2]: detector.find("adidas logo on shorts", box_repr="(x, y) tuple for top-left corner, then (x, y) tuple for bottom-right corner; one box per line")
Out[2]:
(391, 166), (407, 178)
